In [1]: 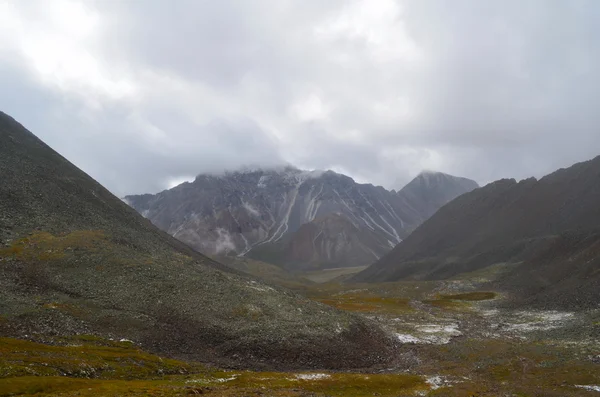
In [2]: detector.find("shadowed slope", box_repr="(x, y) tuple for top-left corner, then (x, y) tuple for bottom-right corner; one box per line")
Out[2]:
(353, 156), (600, 308)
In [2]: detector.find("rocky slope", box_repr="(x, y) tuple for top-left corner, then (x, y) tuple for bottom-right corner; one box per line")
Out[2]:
(353, 156), (600, 309)
(0, 111), (399, 369)
(125, 168), (477, 270)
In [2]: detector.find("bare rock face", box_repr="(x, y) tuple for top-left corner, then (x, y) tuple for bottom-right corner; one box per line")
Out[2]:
(125, 168), (478, 270)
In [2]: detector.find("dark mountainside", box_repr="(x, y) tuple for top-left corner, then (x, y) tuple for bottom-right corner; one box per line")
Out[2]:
(353, 156), (600, 309)
(124, 168), (477, 271)
(0, 111), (399, 369)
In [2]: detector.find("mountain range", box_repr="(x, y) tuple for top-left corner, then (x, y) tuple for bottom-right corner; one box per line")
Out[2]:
(353, 156), (600, 309)
(124, 168), (478, 271)
(0, 111), (398, 369)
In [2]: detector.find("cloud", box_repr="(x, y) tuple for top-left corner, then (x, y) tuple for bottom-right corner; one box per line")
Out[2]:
(1, 0), (600, 195)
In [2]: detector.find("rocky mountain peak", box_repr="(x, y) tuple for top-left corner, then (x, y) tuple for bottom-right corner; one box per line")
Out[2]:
(125, 164), (478, 270)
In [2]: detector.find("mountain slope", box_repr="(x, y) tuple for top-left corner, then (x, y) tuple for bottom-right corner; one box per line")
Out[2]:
(353, 156), (600, 308)
(397, 171), (479, 218)
(0, 111), (398, 369)
(125, 169), (477, 270)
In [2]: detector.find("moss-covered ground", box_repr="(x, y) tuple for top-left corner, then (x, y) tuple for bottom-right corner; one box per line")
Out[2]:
(1, 266), (599, 396)
(0, 336), (427, 396)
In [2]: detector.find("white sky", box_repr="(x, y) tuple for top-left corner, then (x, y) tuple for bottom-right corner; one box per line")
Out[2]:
(1, 0), (600, 195)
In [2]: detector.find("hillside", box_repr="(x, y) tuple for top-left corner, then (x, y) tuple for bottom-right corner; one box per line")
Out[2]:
(353, 156), (600, 308)
(0, 111), (398, 369)
(124, 168), (477, 270)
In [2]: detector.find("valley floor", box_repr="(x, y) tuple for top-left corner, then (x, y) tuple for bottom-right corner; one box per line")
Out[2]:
(2, 265), (600, 396)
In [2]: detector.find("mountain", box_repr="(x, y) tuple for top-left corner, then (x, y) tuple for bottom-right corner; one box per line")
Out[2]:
(0, 111), (398, 369)
(353, 156), (600, 309)
(125, 168), (478, 270)
(398, 171), (479, 218)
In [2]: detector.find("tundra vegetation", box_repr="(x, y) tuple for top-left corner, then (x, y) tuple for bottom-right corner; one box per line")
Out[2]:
(2, 263), (599, 396)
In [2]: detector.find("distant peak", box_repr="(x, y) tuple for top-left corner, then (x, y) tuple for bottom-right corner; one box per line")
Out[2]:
(416, 170), (451, 179)
(399, 170), (479, 192)
(417, 169), (441, 176)
(413, 170), (448, 183)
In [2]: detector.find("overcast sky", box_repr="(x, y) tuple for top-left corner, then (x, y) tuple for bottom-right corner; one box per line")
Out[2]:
(2, 0), (600, 196)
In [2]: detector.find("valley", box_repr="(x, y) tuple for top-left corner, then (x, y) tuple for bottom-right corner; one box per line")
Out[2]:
(4, 0), (600, 395)
(2, 264), (599, 396)
(1, 111), (599, 397)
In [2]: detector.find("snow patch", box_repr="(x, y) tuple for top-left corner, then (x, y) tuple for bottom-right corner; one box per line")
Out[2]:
(396, 333), (422, 344)
(238, 233), (252, 256)
(382, 200), (405, 228)
(366, 247), (380, 260)
(242, 201), (260, 217)
(246, 280), (275, 292)
(379, 213), (401, 244)
(358, 190), (400, 242)
(426, 376), (444, 390)
(416, 323), (462, 344)
(576, 385), (600, 392)
(257, 175), (269, 188)
(312, 230), (323, 250)
(480, 309), (499, 317)
(295, 373), (331, 380)
(305, 184), (324, 222)
(394, 323), (462, 344)
(498, 311), (574, 333)
(263, 183), (301, 243)
(187, 375), (239, 384)
(332, 189), (361, 227)
(425, 375), (463, 390)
